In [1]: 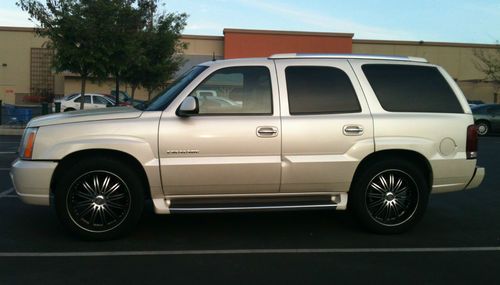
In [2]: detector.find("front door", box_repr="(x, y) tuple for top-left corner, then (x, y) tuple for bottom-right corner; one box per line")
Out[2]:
(159, 63), (281, 195)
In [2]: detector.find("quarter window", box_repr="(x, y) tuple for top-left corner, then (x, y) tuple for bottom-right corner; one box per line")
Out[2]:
(74, 95), (91, 104)
(189, 66), (273, 115)
(362, 64), (463, 113)
(285, 66), (361, 115)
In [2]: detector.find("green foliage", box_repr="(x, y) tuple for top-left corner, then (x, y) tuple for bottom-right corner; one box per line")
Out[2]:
(18, 0), (119, 108)
(18, 0), (188, 106)
(123, 1), (188, 100)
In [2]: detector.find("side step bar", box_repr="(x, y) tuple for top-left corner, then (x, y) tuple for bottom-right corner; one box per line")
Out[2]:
(170, 203), (337, 213)
(152, 193), (348, 214)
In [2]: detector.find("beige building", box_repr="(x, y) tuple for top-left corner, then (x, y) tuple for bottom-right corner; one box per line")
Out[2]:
(0, 26), (498, 105)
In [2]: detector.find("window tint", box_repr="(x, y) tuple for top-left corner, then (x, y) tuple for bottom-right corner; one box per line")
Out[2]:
(74, 95), (91, 104)
(285, 66), (361, 115)
(190, 66), (272, 115)
(362, 64), (463, 113)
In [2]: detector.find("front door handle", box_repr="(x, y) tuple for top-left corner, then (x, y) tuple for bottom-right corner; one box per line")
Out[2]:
(257, 126), (278, 137)
(343, 125), (364, 136)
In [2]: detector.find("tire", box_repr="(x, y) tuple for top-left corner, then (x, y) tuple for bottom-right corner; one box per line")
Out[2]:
(476, 121), (489, 136)
(349, 159), (429, 234)
(54, 157), (144, 240)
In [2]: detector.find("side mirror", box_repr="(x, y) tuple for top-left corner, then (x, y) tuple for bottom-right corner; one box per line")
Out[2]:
(177, 96), (199, 117)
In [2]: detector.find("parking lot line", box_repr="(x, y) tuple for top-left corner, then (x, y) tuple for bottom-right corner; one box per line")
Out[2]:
(0, 246), (500, 257)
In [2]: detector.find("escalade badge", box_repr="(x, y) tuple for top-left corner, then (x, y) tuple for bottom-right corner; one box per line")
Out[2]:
(166, 150), (200, 155)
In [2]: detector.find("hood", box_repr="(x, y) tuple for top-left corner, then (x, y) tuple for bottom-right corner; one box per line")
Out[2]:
(28, 107), (143, 127)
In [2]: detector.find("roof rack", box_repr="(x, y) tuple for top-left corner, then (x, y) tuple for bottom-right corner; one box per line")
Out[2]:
(268, 53), (428, 63)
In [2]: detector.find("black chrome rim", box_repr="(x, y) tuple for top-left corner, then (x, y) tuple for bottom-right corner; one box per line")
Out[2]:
(365, 169), (419, 226)
(67, 170), (131, 233)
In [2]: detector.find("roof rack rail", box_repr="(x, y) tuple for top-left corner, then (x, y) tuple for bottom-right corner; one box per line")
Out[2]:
(268, 53), (428, 63)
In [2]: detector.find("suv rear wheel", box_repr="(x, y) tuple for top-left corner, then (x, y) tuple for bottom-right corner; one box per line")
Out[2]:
(54, 157), (144, 240)
(350, 159), (429, 234)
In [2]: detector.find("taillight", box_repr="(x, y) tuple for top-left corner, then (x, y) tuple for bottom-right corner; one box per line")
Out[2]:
(466, 124), (478, 159)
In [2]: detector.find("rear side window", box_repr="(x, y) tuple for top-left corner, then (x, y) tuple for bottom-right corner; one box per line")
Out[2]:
(362, 64), (463, 113)
(285, 66), (361, 115)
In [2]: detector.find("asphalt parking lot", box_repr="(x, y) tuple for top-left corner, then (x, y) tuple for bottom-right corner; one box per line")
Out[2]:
(1, 135), (499, 284)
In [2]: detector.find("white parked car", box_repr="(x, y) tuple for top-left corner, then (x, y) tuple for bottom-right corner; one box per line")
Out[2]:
(56, 93), (115, 112)
(11, 54), (484, 240)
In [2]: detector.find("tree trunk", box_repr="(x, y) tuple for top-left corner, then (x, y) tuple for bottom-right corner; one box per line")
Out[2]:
(115, 76), (120, 106)
(131, 85), (137, 101)
(80, 75), (87, 110)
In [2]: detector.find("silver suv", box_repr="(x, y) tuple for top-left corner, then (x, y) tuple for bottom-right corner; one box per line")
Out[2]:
(11, 54), (485, 239)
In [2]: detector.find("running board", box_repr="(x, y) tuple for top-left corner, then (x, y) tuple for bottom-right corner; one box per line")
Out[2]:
(152, 193), (348, 214)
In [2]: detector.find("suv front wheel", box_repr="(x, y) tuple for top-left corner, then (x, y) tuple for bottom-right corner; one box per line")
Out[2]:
(54, 157), (144, 240)
(350, 159), (429, 234)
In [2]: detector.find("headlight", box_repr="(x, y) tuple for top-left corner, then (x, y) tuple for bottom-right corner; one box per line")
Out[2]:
(19, 127), (38, 160)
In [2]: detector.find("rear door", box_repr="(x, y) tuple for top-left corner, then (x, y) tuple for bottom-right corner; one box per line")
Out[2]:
(73, 95), (92, 109)
(274, 59), (374, 193)
(92, 95), (111, 109)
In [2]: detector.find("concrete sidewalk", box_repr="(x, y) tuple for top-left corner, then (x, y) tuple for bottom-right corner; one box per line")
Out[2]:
(0, 126), (24, 136)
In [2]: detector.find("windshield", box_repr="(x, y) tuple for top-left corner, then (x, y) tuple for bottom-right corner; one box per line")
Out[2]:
(142, 65), (208, 111)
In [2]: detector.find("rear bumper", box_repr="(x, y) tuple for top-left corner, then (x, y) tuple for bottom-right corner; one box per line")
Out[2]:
(465, 166), (485, 190)
(10, 158), (57, 206)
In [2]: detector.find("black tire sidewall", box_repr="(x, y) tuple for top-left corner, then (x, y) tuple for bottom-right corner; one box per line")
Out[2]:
(54, 157), (144, 240)
(350, 159), (429, 234)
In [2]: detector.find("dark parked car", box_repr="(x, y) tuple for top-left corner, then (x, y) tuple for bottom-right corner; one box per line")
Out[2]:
(471, 104), (500, 135)
(467, 99), (485, 106)
(105, 91), (144, 107)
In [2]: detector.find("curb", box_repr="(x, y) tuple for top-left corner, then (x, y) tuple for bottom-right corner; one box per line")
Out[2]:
(0, 127), (24, 136)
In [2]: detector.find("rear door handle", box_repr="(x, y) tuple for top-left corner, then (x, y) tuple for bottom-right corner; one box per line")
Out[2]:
(343, 125), (364, 136)
(257, 126), (278, 137)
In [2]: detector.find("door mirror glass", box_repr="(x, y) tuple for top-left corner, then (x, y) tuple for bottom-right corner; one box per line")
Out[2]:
(177, 96), (199, 117)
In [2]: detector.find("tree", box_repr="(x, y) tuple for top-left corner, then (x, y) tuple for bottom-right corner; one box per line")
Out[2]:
(474, 45), (500, 102)
(98, 0), (147, 105)
(123, 1), (188, 101)
(18, 0), (110, 110)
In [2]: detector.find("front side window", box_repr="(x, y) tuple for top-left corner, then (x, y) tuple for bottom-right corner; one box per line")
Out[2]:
(285, 66), (361, 115)
(189, 66), (272, 115)
(145, 65), (208, 111)
(362, 64), (463, 113)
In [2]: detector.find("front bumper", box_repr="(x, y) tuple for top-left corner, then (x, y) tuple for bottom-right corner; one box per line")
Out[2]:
(466, 166), (485, 190)
(10, 158), (58, 206)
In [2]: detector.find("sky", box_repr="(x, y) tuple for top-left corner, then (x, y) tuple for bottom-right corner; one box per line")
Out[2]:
(1, 0), (499, 44)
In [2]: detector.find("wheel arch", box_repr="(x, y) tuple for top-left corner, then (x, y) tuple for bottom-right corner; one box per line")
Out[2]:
(352, 149), (433, 191)
(50, 149), (151, 200)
